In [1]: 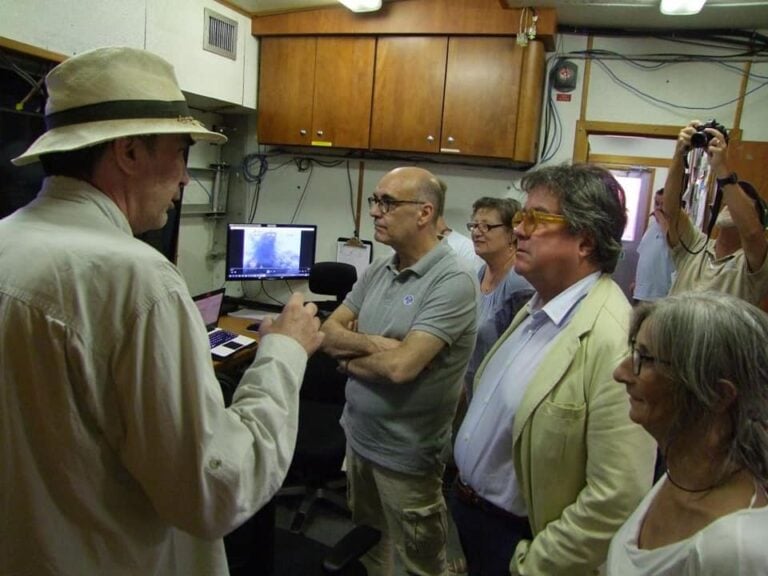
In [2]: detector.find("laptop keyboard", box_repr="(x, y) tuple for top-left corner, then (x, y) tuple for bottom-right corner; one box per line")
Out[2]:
(209, 330), (238, 348)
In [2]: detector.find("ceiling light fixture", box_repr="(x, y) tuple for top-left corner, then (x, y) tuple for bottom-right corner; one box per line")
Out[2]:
(337, 0), (382, 12)
(660, 0), (707, 15)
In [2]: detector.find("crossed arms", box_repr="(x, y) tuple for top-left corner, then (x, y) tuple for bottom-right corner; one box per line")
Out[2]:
(320, 303), (445, 385)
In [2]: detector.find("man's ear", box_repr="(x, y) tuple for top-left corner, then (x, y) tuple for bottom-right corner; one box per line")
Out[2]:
(577, 231), (596, 260)
(418, 202), (435, 226)
(111, 137), (143, 175)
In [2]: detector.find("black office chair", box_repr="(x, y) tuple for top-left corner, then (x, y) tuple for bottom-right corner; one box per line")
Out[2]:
(278, 261), (358, 533)
(309, 261), (358, 315)
(273, 523), (380, 576)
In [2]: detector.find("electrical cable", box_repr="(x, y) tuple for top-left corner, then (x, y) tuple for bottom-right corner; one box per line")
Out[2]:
(261, 281), (285, 306)
(289, 160), (313, 224)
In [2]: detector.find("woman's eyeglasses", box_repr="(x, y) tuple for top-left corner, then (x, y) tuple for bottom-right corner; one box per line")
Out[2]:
(512, 209), (568, 235)
(631, 342), (670, 376)
(466, 222), (506, 233)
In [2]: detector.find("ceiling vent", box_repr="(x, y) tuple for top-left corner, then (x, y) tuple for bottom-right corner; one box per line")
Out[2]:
(203, 8), (238, 61)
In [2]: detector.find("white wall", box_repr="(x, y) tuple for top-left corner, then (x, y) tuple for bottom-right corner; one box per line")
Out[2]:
(0, 0), (256, 108)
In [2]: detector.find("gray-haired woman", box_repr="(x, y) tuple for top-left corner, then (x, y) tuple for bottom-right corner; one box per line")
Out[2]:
(608, 291), (768, 575)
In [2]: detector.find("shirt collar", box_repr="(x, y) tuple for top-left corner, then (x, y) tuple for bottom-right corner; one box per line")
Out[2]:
(387, 241), (449, 277)
(527, 271), (602, 326)
(40, 176), (133, 235)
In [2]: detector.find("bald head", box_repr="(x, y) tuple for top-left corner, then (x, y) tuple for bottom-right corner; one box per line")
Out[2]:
(383, 167), (444, 223)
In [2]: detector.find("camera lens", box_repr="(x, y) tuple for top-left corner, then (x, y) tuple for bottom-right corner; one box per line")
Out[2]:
(690, 130), (709, 149)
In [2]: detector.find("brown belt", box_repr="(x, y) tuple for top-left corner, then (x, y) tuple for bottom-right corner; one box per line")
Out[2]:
(454, 477), (530, 527)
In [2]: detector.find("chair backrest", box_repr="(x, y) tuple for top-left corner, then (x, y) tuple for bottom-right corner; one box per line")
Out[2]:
(309, 262), (357, 305)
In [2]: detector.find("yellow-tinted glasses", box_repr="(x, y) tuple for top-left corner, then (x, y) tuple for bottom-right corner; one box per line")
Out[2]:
(512, 209), (568, 235)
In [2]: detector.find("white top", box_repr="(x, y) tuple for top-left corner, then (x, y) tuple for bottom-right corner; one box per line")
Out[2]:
(0, 177), (307, 576)
(443, 229), (483, 272)
(607, 475), (768, 576)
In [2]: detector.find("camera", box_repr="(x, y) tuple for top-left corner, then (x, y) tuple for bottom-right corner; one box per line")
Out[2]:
(690, 119), (729, 149)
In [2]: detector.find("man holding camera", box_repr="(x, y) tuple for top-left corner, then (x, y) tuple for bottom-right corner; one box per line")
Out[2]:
(664, 119), (768, 305)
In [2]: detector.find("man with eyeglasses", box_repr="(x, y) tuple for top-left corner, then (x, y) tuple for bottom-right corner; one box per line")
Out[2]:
(320, 166), (479, 576)
(452, 164), (655, 575)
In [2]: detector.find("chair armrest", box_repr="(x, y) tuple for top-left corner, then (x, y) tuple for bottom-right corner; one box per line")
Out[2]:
(322, 525), (381, 574)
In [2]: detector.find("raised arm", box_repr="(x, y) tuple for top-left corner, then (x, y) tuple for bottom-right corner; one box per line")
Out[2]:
(706, 128), (768, 272)
(664, 122), (698, 248)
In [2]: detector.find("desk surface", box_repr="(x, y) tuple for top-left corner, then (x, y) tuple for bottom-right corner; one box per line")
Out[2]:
(214, 315), (262, 371)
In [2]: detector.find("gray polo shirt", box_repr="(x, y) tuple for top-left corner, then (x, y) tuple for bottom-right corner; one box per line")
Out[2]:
(341, 242), (478, 474)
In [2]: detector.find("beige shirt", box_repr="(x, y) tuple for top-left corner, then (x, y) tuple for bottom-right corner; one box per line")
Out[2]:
(0, 177), (306, 575)
(669, 216), (768, 305)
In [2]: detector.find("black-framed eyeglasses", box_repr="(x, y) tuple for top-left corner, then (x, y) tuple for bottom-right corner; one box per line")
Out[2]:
(466, 222), (506, 233)
(512, 209), (568, 236)
(631, 342), (670, 376)
(367, 195), (425, 214)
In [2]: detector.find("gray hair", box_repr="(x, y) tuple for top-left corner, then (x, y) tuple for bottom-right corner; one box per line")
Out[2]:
(472, 196), (521, 228)
(630, 292), (768, 484)
(519, 163), (627, 273)
(416, 174), (445, 222)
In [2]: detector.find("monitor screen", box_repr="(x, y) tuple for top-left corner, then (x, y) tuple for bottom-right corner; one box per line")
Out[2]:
(226, 223), (317, 281)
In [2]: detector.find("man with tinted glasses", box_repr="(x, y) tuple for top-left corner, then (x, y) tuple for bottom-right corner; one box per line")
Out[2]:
(320, 166), (478, 576)
(452, 164), (655, 575)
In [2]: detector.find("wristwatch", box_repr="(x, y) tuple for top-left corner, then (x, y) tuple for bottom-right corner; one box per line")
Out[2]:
(716, 172), (738, 187)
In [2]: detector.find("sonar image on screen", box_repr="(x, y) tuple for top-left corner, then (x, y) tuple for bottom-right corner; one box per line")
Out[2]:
(226, 223), (317, 281)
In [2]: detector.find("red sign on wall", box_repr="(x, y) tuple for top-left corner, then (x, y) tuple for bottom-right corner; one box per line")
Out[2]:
(556, 93), (572, 102)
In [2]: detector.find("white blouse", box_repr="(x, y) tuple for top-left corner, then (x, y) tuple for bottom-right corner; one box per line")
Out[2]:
(606, 475), (768, 575)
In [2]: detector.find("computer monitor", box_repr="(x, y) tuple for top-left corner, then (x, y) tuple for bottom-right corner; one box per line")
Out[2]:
(226, 223), (317, 281)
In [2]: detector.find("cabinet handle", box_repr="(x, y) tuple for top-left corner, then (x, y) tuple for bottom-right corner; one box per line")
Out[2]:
(426, 135), (435, 143)
(447, 136), (455, 144)
(316, 130), (324, 137)
(299, 129), (307, 136)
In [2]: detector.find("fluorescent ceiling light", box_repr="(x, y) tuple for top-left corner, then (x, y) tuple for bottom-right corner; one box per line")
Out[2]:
(660, 0), (707, 14)
(337, 0), (382, 12)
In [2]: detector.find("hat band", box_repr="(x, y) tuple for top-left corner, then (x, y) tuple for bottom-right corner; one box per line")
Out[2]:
(46, 99), (191, 130)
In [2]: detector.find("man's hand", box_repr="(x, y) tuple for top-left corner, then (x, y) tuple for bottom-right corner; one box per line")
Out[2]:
(260, 293), (324, 355)
(674, 121), (698, 157)
(705, 127), (729, 176)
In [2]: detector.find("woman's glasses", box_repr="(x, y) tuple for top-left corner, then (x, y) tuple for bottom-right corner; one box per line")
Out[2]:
(466, 222), (506, 233)
(512, 209), (568, 235)
(631, 342), (670, 376)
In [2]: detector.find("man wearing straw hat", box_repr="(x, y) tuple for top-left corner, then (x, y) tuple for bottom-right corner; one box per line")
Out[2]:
(0, 46), (323, 575)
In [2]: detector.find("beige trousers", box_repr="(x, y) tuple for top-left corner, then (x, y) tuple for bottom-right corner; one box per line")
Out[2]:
(346, 448), (448, 576)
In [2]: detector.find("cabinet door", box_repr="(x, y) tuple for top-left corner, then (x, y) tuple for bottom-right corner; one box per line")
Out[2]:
(258, 37), (316, 146)
(371, 37), (448, 154)
(312, 37), (376, 149)
(441, 37), (524, 159)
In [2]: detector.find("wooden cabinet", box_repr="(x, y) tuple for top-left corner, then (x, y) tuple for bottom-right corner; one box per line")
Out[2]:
(371, 36), (545, 162)
(371, 37), (448, 154)
(257, 37), (375, 149)
(258, 35), (545, 163)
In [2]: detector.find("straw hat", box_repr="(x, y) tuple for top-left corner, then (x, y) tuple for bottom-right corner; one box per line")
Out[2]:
(12, 46), (227, 166)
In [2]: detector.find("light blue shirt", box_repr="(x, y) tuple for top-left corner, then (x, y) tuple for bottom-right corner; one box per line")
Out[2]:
(633, 216), (675, 301)
(454, 272), (601, 514)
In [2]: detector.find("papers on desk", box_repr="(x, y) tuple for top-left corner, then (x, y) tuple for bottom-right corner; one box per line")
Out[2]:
(228, 308), (280, 321)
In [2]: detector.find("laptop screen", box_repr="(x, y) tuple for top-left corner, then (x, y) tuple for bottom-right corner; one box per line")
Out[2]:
(193, 289), (225, 330)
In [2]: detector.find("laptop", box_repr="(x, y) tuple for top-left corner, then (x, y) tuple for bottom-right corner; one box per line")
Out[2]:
(192, 288), (256, 359)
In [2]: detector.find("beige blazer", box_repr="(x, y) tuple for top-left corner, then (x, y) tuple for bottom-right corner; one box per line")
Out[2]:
(474, 275), (656, 575)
